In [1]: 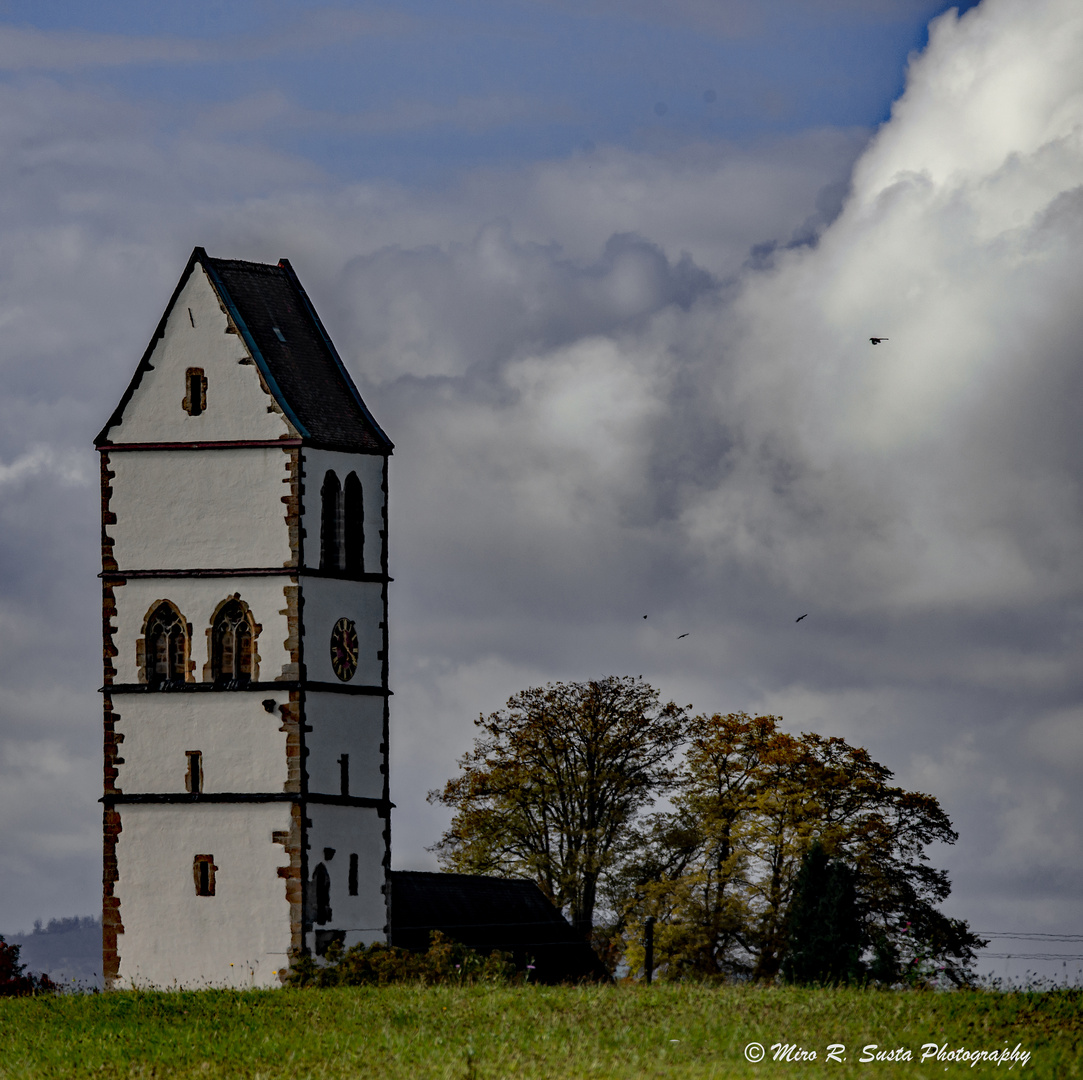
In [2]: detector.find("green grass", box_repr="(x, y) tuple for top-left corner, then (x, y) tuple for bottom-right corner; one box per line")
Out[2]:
(2, 984), (1081, 1079)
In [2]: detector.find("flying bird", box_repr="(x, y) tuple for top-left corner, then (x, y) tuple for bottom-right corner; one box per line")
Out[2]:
(643, 614), (648, 619)
(869, 337), (889, 345)
(795, 614), (808, 623)
(677, 633), (689, 639)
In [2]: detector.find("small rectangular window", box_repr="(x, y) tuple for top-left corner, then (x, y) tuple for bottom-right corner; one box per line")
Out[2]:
(348, 853), (358, 896)
(186, 751), (202, 794)
(184, 368), (206, 416)
(194, 855), (216, 896)
(339, 753), (349, 797)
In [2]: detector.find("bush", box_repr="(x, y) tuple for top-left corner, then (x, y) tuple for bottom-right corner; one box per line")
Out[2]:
(286, 932), (521, 988)
(0, 935), (55, 997)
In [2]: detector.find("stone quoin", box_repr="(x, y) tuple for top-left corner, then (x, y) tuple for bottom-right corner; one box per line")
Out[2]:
(97, 248), (393, 989)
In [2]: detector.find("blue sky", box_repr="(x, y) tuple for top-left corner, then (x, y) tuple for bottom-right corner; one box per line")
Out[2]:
(1, 0), (1081, 990)
(0, 0), (979, 183)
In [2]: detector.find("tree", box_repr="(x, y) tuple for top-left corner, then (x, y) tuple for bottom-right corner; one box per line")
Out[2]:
(781, 841), (863, 985)
(428, 677), (689, 939)
(615, 713), (985, 983)
(0, 936), (53, 996)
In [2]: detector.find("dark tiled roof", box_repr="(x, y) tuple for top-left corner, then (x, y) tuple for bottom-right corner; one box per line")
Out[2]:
(203, 253), (391, 453)
(389, 870), (609, 984)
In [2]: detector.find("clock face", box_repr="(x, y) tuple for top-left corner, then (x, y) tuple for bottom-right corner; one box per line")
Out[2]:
(330, 618), (359, 682)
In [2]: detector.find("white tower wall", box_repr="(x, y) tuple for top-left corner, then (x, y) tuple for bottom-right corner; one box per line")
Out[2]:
(112, 803), (294, 989)
(109, 448), (295, 572)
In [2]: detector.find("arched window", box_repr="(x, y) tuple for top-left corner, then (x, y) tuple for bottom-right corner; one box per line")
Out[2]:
(143, 602), (188, 688)
(320, 471), (343, 571)
(344, 472), (364, 575)
(313, 863), (332, 925)
(209, 599), (256, 686)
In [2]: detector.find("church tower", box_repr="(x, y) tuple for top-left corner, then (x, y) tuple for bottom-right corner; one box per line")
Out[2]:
(97, 248), (393, 988)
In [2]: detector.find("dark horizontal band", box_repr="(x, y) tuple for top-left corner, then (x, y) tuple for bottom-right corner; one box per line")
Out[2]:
(104, 681), (391, 696)
(98, 440), (303, 451)
(97, 440), (391, 457)
(101, 792), (392, 808)
(101, 568), (391, 582)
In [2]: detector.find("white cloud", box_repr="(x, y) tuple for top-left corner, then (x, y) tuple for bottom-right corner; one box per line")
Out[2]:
(677, 0), (1083, 615)
(533, 0), (944, 37)
(0, 445), (89, 488)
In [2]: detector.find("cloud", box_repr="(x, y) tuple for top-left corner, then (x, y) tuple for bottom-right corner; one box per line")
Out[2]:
(0, 26), (216, 70)
(0, 9), (413, 71)
(677, 0), (1083, 617)
(335, 224), (714, 381)
(0, 445), (88, 488)
(533, 0), (950, 37)
(195, 91), (554, 138)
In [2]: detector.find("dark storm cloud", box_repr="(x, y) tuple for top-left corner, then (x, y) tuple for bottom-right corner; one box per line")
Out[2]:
(337, 226), (716, 381)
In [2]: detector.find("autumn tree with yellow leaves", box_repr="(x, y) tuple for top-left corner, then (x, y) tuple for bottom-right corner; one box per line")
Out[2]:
(614, 713), (985, 984)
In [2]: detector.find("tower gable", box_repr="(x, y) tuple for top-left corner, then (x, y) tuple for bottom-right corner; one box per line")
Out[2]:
(97, 248), (393, 454)
(97, 257), (295, 446)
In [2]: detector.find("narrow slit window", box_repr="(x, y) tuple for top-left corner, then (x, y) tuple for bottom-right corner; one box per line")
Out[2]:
(339, 753), (349, 797)
(344, 472), (364, 574)
(184, 368), (206, 416)
(348, 853), (358, 896)
(194, 855), (216, 897)
(320, 471), (343, 570)
(186, 750), (202, 794)
(313, 863), (332, 924)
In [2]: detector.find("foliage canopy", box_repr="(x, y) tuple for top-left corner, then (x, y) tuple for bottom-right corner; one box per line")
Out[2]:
(615, 712), (985, 984)
(428, 676), (689, 938)
(432, 691), (983, 984)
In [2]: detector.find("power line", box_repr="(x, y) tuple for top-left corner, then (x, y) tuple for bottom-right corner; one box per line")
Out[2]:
(976, 932), (1083, 943)
(982, 953), (1083, 963)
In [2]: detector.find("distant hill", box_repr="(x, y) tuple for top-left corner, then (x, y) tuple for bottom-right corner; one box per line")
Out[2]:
(5, 916), (103, 990)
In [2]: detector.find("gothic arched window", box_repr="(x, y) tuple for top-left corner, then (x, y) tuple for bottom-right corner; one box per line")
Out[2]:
(143, 602), (189, 688)
(320, 471), (343, 571)
(344, 472), (364, 575)
(209, 599), (257, 686)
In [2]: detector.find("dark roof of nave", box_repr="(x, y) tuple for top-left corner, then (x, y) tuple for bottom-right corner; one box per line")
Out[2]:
(96, 247), (392, 453)
(388, 871), (610, 984)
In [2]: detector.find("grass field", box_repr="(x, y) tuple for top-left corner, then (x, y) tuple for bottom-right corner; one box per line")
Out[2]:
(2, 984), (1081, 1079)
